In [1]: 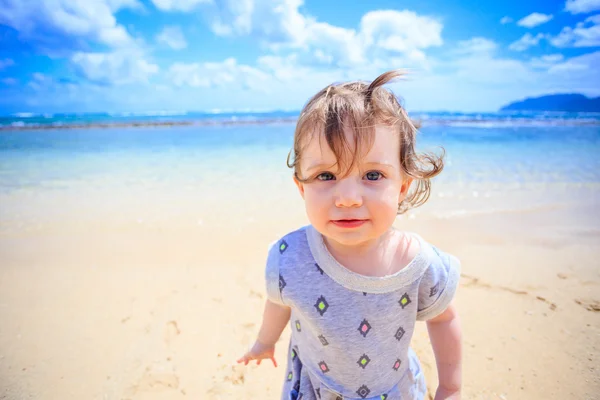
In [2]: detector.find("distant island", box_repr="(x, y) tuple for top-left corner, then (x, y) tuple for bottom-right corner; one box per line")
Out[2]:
(500, 94), (600, 112)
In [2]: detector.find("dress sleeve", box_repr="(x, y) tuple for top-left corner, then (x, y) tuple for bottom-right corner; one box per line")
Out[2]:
(416, 244), (461, 321)
(265, 239), (287, 306)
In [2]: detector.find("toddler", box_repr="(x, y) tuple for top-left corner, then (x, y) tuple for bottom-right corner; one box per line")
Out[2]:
(238, 70), (462, 400)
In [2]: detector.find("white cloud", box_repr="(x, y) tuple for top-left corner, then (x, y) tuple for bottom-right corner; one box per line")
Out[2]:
(500, 16), (513, 24)
(151, 0), (211, 12)
(169, 64), (212, 87)
(0, 58), (15, 70)
(200, 3), (441, 68)
(168, 58), (270, 90)
(542, 51), (600, 94)
(27, 73), (58, 91)
(256, 53), (323, 82)
(206, 0), (305, 41)
(0, 0), (140, 53)
(452, 52), (534, 86)
(71, 51), (159, 85)
(529, 54), (565, 68)
(565, 0), (600, 14)
(13, 47), (600, 114)
(394, 39), (599, 111)
(2, 78), (18, 86)
(105, 0), (143, 11)
(517, 13), (553, 28)
(300, 22), (364, 67)
(359, 10), (443, 51)
(540, 54), (565, 62)
(257, 54), (297, 79)
(0, 0), (164, 87)
(156, 26), (188, 49)
(293, 9), (442, 69)
(548, 59), (588, 73)
(509, 33), (546, 51)
(547, 50), (597, 73)
(455, 37), (497, 54)
(550, 14), (600, 47)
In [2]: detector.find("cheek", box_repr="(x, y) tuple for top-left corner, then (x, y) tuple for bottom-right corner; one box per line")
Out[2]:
(382, 185), (401, 203)
(367, 184), (401, 214)
(302, 187), (329, 214)
(372, 183), (400, 202)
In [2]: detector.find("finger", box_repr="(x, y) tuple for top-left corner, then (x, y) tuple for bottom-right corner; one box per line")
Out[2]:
(271, 357), (278, 367)
(256, 359), (262, 365)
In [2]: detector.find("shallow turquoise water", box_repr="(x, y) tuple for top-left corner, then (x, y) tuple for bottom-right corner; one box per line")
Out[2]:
(0, 124), (599, 194)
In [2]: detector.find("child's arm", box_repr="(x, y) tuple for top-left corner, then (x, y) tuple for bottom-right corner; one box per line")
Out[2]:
(426, 302), (462, 400)
(237, 299), (291, 366)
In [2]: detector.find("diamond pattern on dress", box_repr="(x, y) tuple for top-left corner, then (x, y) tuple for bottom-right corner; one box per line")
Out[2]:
(318, 334), (329, 346)
(279, 274), (286, 292)
(279, 240), (288, 254)
(394, 326), (405, 341)
(318, 361), (330, 373)
(357, 354), (370, 369)
(399, 293), (411, 309)
(430, 282), (439, 297)
(356, 385), (371, 399)
(358, 319), (372, 337)
(315, 263), (324, 275)
(314, 295), (329, 316)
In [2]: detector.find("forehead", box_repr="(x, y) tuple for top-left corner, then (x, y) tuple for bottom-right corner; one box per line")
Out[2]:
(300, 124), (400, 168)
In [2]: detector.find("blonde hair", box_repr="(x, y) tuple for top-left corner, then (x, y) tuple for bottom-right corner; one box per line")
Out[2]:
(287, 69), (444, 214)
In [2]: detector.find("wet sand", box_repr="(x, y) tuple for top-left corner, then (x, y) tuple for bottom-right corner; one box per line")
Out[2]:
(0, 176), (599, 399)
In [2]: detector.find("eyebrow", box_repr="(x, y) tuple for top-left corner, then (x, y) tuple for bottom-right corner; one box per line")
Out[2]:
(363, 161), (395, 169)
(306, 163), (335, 173)
(305, 161), (394, 172)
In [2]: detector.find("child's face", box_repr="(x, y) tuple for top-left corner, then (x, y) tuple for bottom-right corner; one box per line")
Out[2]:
(294, 124), (411, 248)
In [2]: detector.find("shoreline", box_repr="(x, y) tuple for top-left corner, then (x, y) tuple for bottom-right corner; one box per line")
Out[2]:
(2, 117), (600, 131)
(0, 118), (299, 131)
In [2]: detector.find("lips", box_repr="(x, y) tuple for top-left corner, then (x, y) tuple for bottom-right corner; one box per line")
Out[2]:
(331, 219), (367, 228)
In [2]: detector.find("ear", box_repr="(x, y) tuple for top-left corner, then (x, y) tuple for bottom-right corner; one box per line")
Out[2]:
(399, 178), (413, 200)
(293, 174), (305, 199)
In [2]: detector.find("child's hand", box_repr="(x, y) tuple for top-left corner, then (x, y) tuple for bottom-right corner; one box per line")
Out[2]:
(237, 340), (278, 367)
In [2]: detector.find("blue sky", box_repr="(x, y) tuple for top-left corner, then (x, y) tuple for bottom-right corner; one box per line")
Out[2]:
(0, 0), (599, 114)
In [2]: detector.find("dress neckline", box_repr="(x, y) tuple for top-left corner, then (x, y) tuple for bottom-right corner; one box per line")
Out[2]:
(305, 225), (431, 293)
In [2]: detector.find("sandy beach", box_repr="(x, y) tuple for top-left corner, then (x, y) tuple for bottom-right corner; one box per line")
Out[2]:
(1, 175), (599, 400)
(1, 122), (599, 400)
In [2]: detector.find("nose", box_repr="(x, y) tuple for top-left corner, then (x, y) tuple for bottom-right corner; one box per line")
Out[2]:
(334, 178), (363, 208)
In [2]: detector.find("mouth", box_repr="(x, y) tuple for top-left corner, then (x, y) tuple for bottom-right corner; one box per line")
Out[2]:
(330, 219), (368, 228)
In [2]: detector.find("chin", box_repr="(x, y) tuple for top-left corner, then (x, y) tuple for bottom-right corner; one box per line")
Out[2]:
(324, 228), (375, 247)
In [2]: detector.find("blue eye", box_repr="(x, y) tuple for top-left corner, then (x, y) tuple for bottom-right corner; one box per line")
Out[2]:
(365, 171), (383, 181)
(317, 172), (335, 181)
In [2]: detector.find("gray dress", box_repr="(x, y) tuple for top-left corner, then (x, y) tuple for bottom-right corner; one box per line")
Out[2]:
(266, 225), (461, 400)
